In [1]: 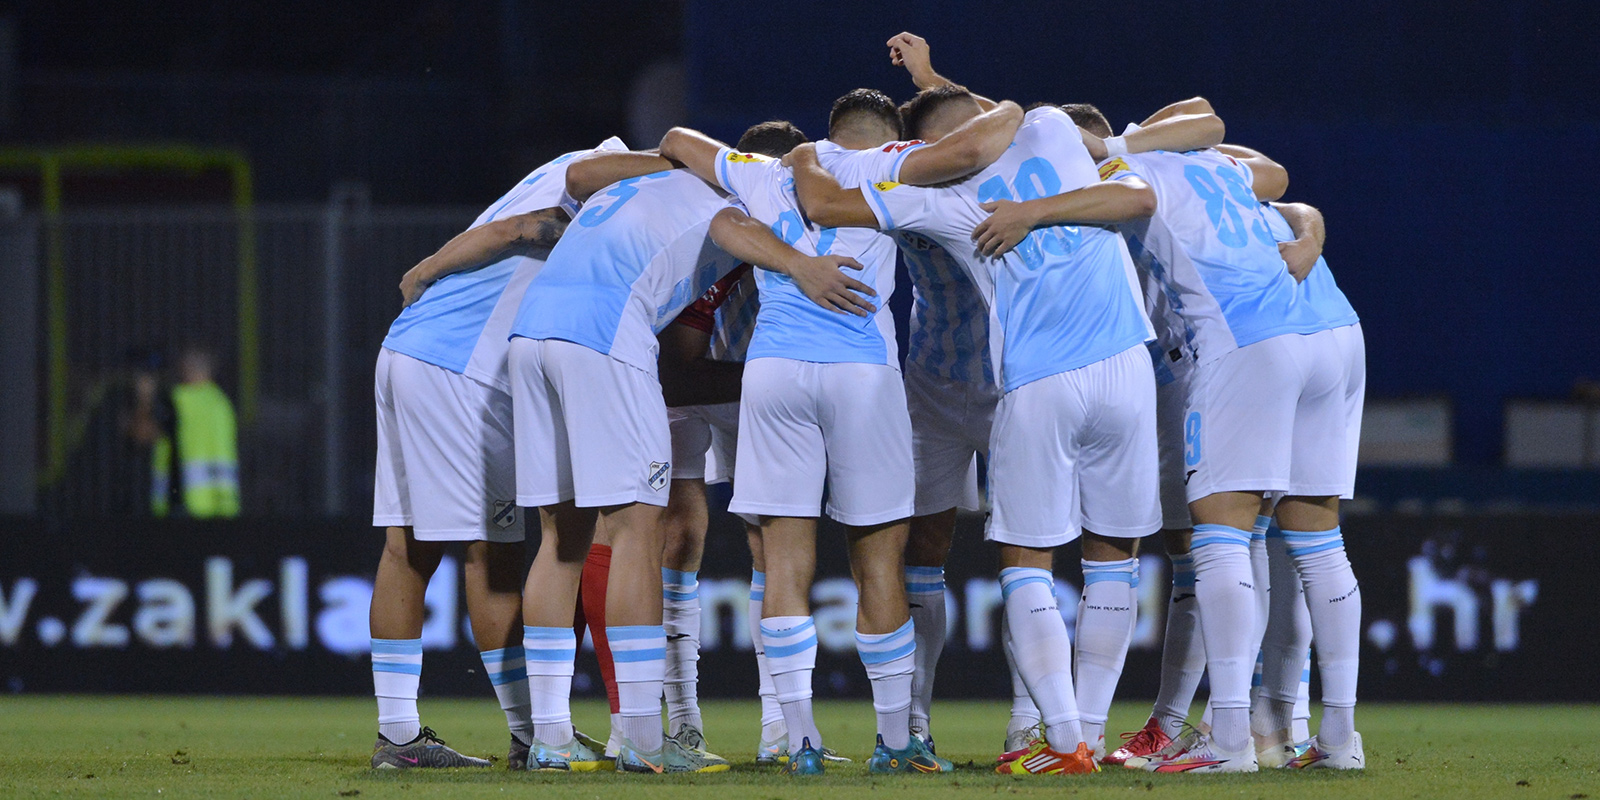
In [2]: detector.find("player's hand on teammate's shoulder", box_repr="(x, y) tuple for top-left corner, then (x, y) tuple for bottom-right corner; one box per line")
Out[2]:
(973, 199), (1040, 259)
(1278, 238), (1318, 283)
(1080, 127), (1109, 162)
(780, 141), (817, 169)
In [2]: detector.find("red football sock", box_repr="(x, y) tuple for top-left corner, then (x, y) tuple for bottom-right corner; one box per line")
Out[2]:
(581, 544), (620, 715)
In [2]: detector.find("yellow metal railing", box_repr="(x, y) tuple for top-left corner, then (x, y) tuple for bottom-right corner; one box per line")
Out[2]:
(0, 145), (258, 486)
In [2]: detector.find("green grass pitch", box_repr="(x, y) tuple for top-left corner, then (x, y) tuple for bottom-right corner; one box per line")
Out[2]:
(2, 696), (1597, 799)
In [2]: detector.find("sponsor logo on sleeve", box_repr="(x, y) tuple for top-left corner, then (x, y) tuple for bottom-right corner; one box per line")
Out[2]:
(881, 140), (925, 153)
(726, 152), (770, 164)
(1098, 157), (1131, 181)
(873, 181), (902, 192)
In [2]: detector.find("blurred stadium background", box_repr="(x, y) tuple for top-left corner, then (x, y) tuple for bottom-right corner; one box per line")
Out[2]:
(2, 0), (1598, 710)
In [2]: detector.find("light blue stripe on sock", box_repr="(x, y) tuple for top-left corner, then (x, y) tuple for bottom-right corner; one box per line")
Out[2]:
(1280, 526), (1341, 541)
(760, 618), (815, 638)
(488, 666), (528, 686)
(764, 635), (817, 659)
(905, 566), (944, 577)
(906, 581), (945, 594)
(522, 626), (574, 641)
(1286, 539), (1345, 557)
(1301, 667), (1312, 681)
(750, 588), (764, 601)
(1191, 523), (1251, 548)
(751, 570), (766, 586)
(612, 647), (667, 663)
(373, 661), (422, 675)
(663, 589), (700, 602)
(525, 647), (576, 662)
(999, 568), (1054, 601)
(370, 638), (422, 655)
(859, 639), (916, 664)
(479, 646), (521, 663)
(662, 568), (699, 587)
(607, 625), (665, 641)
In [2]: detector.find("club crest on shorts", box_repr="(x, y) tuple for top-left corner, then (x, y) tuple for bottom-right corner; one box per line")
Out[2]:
(491, 501), (517, 529)
(648, 461), (670, 492)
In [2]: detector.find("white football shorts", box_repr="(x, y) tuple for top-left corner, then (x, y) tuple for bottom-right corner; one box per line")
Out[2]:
(1183, 328), (1350, 502)
(986, 344), (1161, 548)
(729, 358), (914, 526)
(510, 337), (672, 509)
(904, 362), (999, 516)
(372, 348), (524, 542)
(1332, 322), (1365, 499)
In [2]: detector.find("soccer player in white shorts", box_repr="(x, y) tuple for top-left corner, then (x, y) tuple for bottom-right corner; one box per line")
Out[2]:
(1046, 114), (1353, 771)
(507, 143), (870, 774)
(661, 86), (1023, 774)
(367, 136), (624, 770)
(792, 91), (1163, 776)
(1254, 199), (1367, 769)
(594, 121), (802, 760)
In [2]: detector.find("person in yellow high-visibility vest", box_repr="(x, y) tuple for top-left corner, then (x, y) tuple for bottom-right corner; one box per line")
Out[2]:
(151, 347), (240, 518)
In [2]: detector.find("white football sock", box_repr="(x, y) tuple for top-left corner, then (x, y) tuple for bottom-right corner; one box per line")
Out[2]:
(523, 626), (576, 745)
(1001, 609), (1042, 734)
(857, 619), (916, 750)
(1283, 526), (1360, 749)
(748, 571), (785, 738)
(1259, 527), (1313, 739)
(609, 625), (667, 752)
(1190, 524), (1257, 752)
(480, 646), (533, 743)
(905, 565), (946, 738)
(662, 568), (703, 734)
(1000, 567), (1082, 752)
(1075, 557), (1139, 749)
(1151, 551), (1204, 738)
(762, 615), (821, 754)
(372, 638), (423, 744)
(1293, 656), (1312, 742)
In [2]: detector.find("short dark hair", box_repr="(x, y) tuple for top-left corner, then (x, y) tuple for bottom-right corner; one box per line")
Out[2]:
(898, 84), (976, 141)
(737, 120), (808, 157)
(828, 88), (901, 139)
(1060, 103), (1113, 139)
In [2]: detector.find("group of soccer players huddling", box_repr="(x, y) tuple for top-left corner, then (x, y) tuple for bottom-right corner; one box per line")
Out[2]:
(363, 32), (1367, 777)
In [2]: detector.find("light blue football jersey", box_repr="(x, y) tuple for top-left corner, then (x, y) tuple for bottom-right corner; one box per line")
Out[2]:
(1259, 204), (1359, 331)
(896, 231), (993, 385)
(1103, 150), (1327, 364)
(710, 140), (918, 367)
(863, 107), (1153, 394)
(382, 137), (626, 391)
(509, 168), (743, 374)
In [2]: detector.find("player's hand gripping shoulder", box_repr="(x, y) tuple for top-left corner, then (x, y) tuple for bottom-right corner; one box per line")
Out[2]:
(565, 150), (674, 202)
(1271, 201), (1326, 282)
(972, 181), (1157, 258)
(398, 206), (571, 307)
(708, 206), (877, 317)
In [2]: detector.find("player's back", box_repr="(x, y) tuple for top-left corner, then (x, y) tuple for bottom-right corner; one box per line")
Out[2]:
(1260, 204), (1359, 330)
(1111, 149), (1325, 362)
(383, 137), (625, 391)
(866, 106), (1151, 392)
(897, 231), (992, 385)
(713, 142), (905, 366)
(512, 168), (740, 374)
